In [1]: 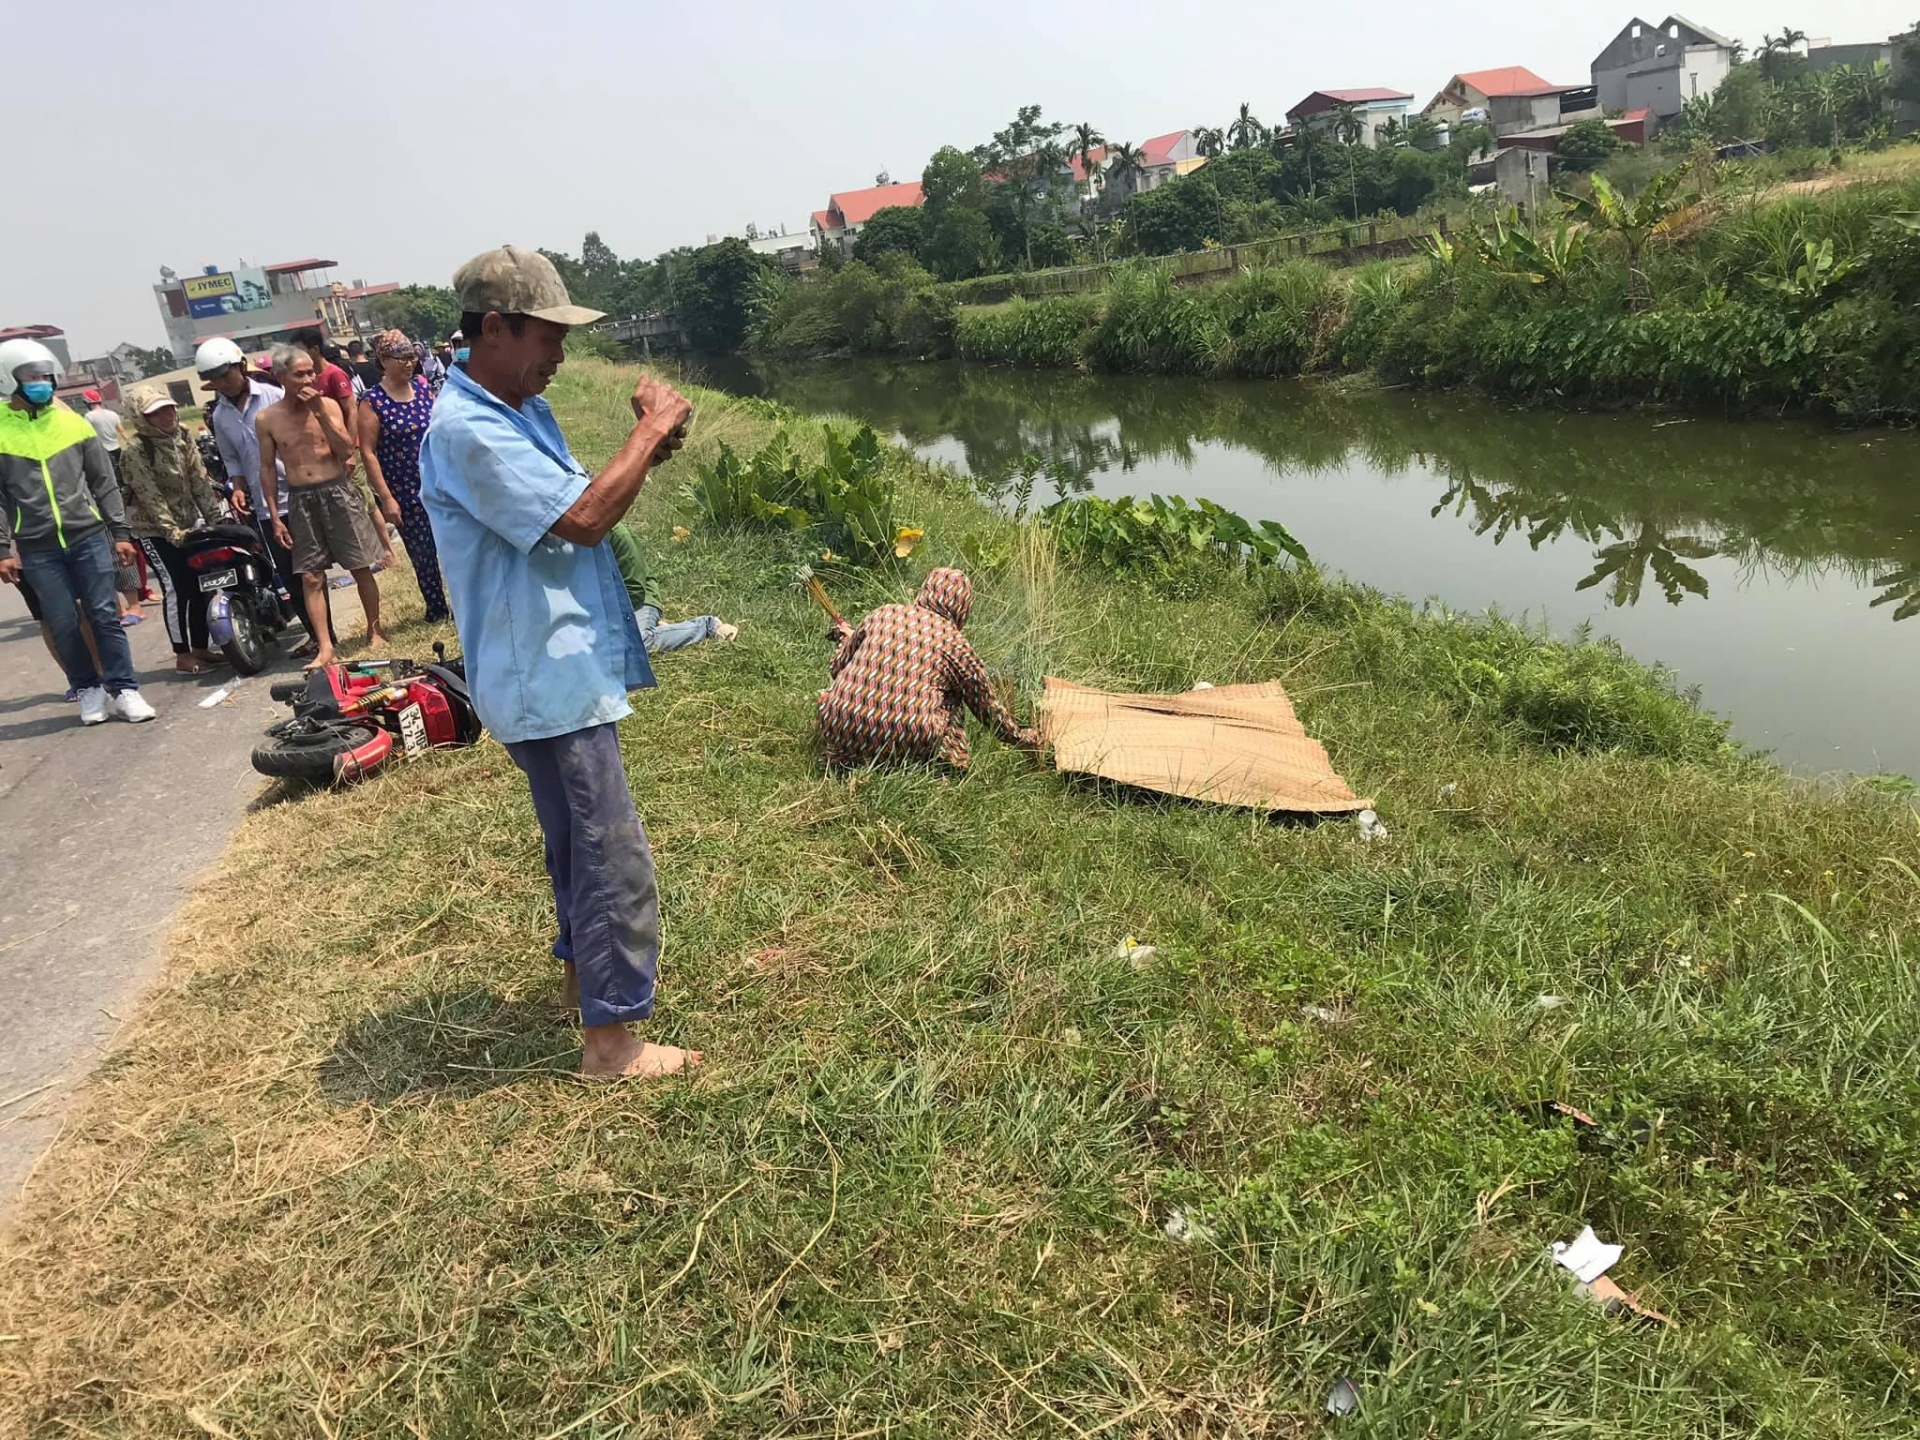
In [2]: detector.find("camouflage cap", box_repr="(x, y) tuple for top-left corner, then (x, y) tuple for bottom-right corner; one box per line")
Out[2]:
(128, 383), (176, 415)
(451, 245), (606, 327)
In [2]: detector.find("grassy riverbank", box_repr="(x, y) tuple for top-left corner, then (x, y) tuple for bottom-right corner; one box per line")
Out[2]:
(4, 360), (1918, 1437)
(946, 163), (1920, 420)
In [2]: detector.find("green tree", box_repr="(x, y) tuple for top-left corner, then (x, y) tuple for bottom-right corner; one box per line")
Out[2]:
(1070, 121), (1105, 183)
(971, 104), (1068, 269)
(854, 206), (927, 264)
(1123, 172), (1227, 253)
(119, 344), (177, 379)
(677, 238), (776, 351)
(1105, 141), (1146, 200)
(1228, 102), (1265, 151)
(1194, 126), (1226, 159)
(921, 146), (998, 280)
(1555, 166), (1690, 309)
(365, 284), (462, 342)
(1559, 118), (1625, 170)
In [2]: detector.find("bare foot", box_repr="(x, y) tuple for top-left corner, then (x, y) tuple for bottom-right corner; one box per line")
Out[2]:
(579, 1023), (702, 1079)
(715, 621), (740, 642)
(304, 648), (336, 672)
(363, 629), (389, 652)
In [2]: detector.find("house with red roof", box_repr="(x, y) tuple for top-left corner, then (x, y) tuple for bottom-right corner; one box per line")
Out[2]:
(809, 179), (925, 255)
(1063, 129), (1204, 203)
(1285, 89), (1417, 148)
(1424, 66), (1603, 136)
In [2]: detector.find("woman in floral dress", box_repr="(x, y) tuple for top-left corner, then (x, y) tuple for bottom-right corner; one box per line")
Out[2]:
(356, 330), (449, 623)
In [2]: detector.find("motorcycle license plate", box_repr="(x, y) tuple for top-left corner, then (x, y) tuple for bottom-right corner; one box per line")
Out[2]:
(198, 568), (238, 592)
(397, 702), (428, 759)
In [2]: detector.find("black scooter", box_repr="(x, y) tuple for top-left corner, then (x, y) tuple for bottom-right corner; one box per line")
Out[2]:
(180, 523), (300, 674)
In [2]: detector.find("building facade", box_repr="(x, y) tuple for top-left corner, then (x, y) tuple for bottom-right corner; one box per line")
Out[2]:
(1286, 89), (1416, 147)
(1591, 15), (1738, 120)
(809, 180), (925, 256)
(153, 258), (398, 362)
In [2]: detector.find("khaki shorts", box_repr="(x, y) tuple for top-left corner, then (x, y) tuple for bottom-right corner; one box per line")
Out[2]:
(287, 474), (384, 574)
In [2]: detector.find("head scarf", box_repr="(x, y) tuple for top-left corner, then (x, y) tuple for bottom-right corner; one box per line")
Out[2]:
(374, 329), (415, 361)
(914, 567), (972, 627)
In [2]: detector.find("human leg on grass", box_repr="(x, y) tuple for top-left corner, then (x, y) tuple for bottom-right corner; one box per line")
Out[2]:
(505, 723), (698, 1078)
(633, 602), (734, 655)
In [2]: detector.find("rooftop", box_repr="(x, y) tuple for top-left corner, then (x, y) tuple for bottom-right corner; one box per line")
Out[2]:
(263, 258), (337, 275)
(828, 181), (924, 227)
(1288, 88), (1415, 119)
(0, 324), (64, 342)
(1453, 65), (1563, 97)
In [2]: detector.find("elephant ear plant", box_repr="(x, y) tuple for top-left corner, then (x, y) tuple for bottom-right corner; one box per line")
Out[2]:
(686, 423), (924, 569)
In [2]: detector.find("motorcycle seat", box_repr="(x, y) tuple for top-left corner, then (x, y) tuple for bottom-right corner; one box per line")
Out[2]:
(181, 523), (266, 553)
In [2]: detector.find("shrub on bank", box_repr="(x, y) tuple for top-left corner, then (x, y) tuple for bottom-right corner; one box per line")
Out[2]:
(954, 295), (1099, 368)
(751, 257), (956, 357)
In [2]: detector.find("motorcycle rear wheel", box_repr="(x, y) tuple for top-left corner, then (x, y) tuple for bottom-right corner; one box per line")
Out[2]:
(223, 595), (269, 676)
(251, 721), (383, 782)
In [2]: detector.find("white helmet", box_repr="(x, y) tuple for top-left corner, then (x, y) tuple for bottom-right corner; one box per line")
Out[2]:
(0, 338), (62, 398)
(194, 336), (247, 375)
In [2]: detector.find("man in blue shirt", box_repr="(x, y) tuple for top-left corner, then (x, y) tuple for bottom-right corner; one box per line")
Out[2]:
(421, 246), (699, 1080)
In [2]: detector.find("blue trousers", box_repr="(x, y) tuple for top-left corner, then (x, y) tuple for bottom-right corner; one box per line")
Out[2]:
(20, 529), (139, 694)
(505, 724), (659, 1028)
(635, 602), (718, 655)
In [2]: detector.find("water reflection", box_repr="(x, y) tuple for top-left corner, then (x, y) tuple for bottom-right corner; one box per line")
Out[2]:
(694, 355), (1920, 776)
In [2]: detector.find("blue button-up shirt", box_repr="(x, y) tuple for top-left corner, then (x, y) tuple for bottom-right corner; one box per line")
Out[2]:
(419, 364), (654, 745)
(207, 377), (287, 518)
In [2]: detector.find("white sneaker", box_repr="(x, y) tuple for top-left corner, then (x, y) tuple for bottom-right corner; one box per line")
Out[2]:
(78, 686), (109, 725)
(109, 689), (157, 723)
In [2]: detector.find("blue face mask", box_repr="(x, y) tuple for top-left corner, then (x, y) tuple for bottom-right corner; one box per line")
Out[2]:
(454, 348), (470, 363)
(19, 380), (54, 406)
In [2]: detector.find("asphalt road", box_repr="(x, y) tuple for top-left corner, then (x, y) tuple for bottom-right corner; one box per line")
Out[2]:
(0, 581), (322, 1212)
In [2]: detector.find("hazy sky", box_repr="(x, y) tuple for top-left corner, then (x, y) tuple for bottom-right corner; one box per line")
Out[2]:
(10, 0), (1913, 355)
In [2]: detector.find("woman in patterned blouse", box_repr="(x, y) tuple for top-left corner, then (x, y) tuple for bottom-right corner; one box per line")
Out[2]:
(818, 567), (1039, 771)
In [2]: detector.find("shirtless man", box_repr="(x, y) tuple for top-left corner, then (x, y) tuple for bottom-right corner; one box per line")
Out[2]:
(257, 343), (399, 667)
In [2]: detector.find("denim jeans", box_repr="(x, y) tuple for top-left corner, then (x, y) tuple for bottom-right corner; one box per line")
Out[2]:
(634, 603), (718, 655)
(505, 723), (660, 1029)
(19, 529), (139, 694)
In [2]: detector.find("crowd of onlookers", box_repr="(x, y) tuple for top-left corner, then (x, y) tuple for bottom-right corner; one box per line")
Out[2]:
(0, 322), (738, 726)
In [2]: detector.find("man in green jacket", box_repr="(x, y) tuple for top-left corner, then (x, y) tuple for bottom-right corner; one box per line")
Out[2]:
(0, 339), (155, 724)
(606, 520), (737, 654)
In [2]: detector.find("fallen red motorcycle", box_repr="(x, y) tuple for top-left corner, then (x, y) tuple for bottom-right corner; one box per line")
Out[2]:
(252, 646), (483, 784)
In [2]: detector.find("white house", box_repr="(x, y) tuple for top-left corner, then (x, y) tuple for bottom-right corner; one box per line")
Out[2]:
(1285, 88), (1416, 147)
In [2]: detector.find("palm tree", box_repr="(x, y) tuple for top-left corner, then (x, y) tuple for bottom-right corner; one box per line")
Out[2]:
(1781, 26), (1808, 53)
(1227, 102), (1265, 151)
(1070, 121), (1105, 191)
(1193, 126), (1226, 159)
(1105, 141), (1146, 199)
(1379, 115), (1405, 147)
(1330, 106), (1366, 221)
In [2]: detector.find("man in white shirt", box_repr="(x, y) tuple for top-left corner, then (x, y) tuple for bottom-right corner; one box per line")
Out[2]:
(80, 390), (123, 455)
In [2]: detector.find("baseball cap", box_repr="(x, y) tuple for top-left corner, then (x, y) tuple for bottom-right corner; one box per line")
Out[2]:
(82, 388), (102, 403)
(452, 245), (606, 326)
(129, 384), (176, 415)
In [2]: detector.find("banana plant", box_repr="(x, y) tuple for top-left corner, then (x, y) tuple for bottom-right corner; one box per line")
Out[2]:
(1575, 522), (1717, 607)
(1752, 237), (1865, 305)
(1554, 168), (1691, 310)
(1870, 567), (1920, 622)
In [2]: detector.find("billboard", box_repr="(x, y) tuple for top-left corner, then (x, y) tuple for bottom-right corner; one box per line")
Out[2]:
(183, 268), (273, 320)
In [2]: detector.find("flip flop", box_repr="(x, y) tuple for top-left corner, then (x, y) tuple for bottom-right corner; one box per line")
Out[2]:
(121, 613), (144, 627)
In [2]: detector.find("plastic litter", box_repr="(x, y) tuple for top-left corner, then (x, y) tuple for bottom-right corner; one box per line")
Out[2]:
(328, 574), (354, 589)
(1438, 782), (1458, 800)
(1324, 1376), (1360, 1417)
(1551, 1225), (1622, 1284)
(1161, 1208), (1213, 1243)
(1550, 1225), (1674, 1327)
(1355, 809), (1389, 841)
(1114, 936), (1156, 968)
(197, 685), (235, 709)
(1535, 994), (1567, 1011)
(1300, 1004), (1348, 1026)
(1190, 680), (1215, 691)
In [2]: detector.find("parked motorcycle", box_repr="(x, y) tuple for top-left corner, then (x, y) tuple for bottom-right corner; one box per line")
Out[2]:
(252, 646), (482, 785)
(180, 522), (298, 674)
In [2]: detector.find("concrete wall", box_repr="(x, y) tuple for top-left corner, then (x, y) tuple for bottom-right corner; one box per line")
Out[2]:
(1624, 66), (1683, 117)
(1595, 20), (1731, 115)
(155, 285), (329, 363)
(1495, 146), (1554, 209)
(1489, 93), (1562, 134)
(1805, 41), (1891, 74)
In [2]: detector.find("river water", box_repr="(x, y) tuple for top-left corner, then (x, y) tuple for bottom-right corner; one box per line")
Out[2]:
(696, 356), (1920, 781)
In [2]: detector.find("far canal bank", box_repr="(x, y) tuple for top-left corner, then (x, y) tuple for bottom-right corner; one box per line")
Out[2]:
(694, 355), (1920, 783)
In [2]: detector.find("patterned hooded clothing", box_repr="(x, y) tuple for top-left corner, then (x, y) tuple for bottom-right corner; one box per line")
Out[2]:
(818, 567), (1038, 771)
(121, 392), (221, 542)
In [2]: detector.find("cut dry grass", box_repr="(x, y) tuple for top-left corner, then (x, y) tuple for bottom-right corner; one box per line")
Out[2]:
(1, 359), (1916, 1437)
